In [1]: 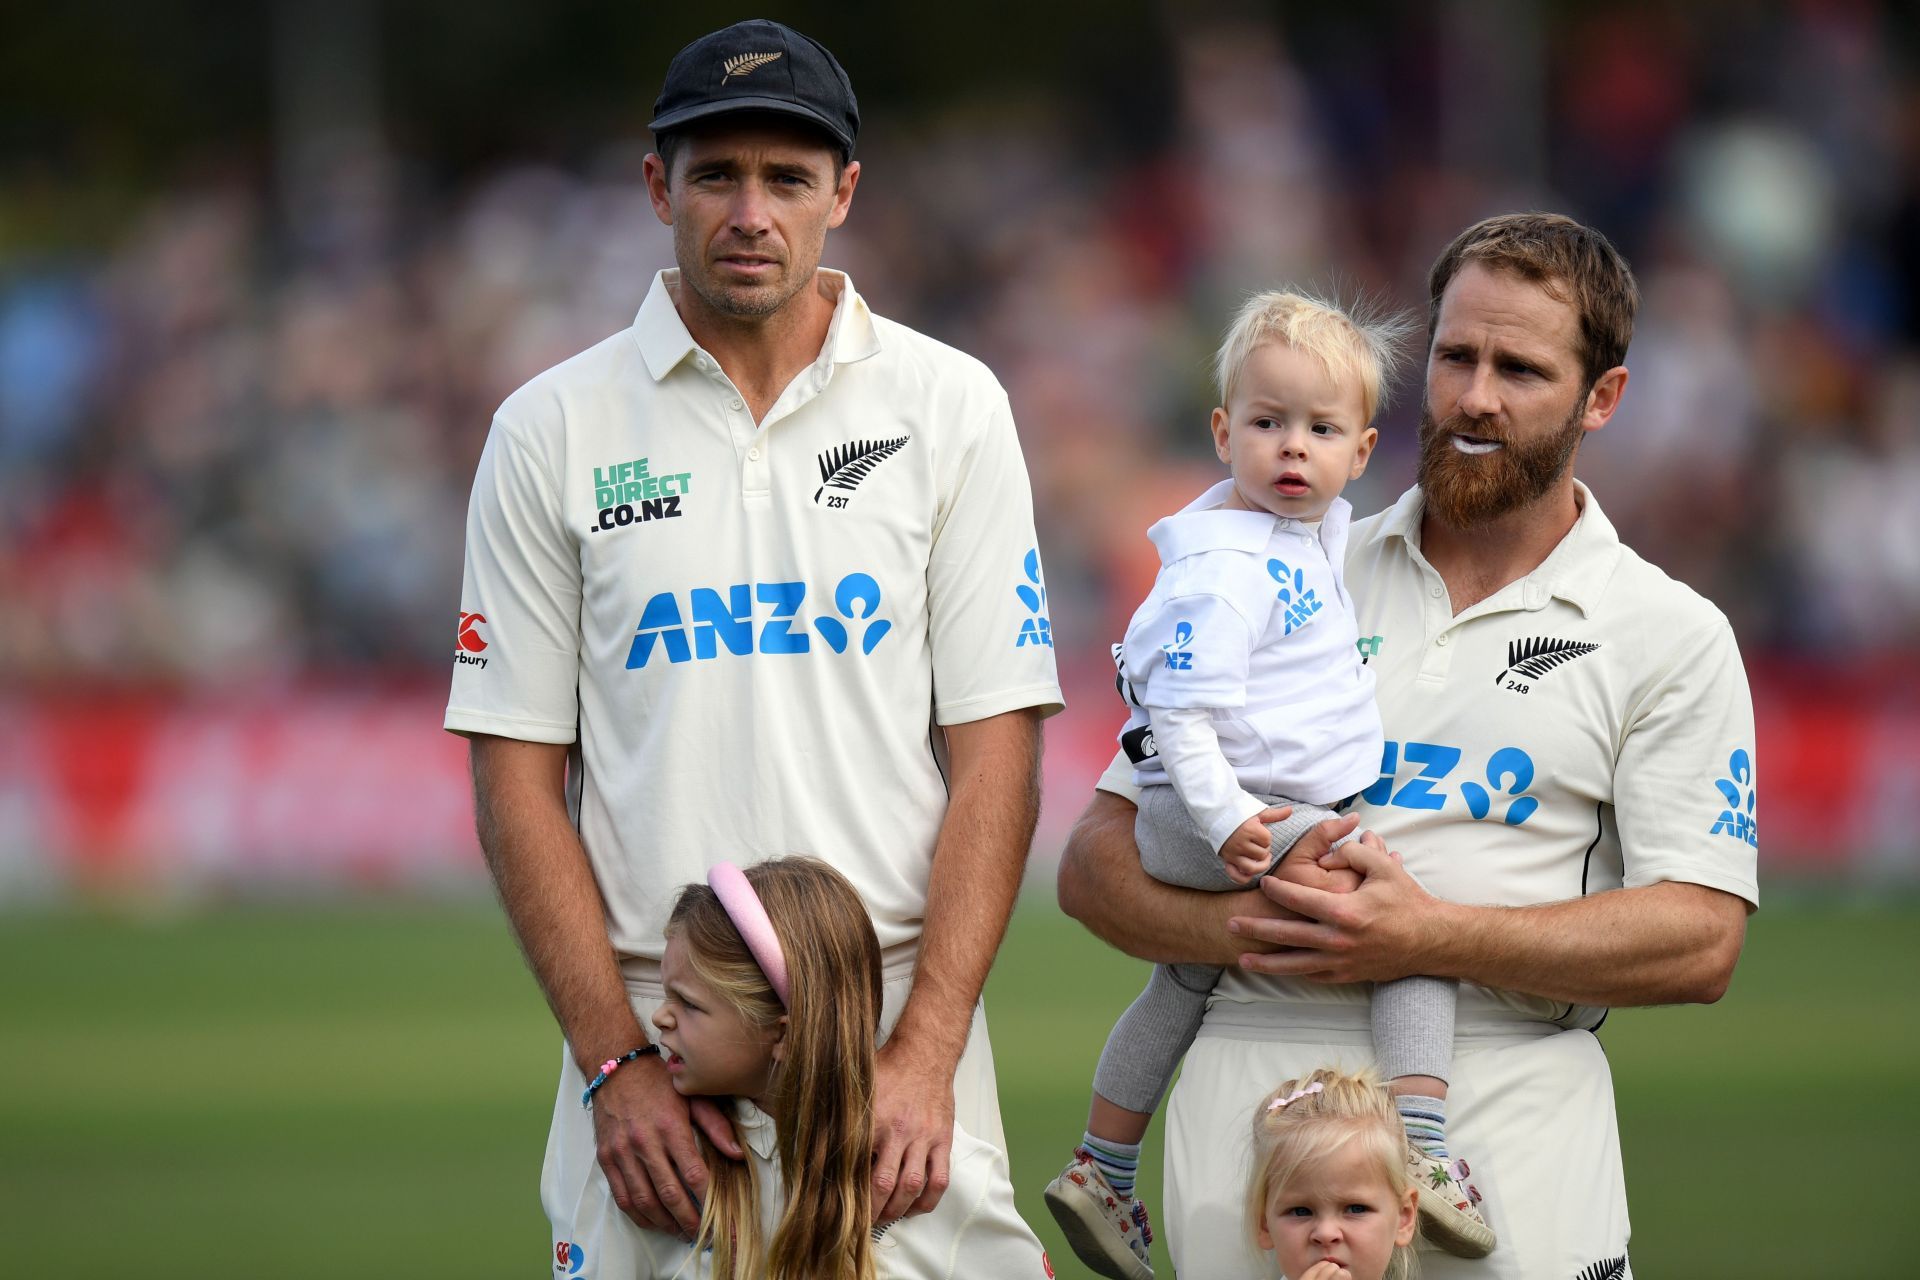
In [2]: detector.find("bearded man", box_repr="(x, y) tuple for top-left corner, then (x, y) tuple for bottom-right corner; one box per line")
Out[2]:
(1057, 212), (1758, 1279)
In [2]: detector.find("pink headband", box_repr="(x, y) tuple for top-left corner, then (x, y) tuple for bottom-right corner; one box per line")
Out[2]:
(707, 862), (792, 1007)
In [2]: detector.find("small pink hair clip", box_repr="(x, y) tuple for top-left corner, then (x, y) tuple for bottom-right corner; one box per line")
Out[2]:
(1267, 1081), (1324, 1112)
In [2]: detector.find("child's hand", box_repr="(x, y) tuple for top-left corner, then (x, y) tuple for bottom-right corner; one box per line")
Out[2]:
(1296, 1264), (1353, 1280)
(1219, 812), (1279, 883)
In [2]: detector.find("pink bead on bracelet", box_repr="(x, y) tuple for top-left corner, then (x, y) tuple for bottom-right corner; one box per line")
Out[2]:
(580, 1045), (661, 1109)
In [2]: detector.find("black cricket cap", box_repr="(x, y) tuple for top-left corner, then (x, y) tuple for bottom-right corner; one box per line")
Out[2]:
(650, 20), (859, 158)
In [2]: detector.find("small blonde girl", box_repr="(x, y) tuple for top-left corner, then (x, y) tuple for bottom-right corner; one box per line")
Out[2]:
(1247, 1068), (1419, 1280)
(649, 856), (1048, 1280)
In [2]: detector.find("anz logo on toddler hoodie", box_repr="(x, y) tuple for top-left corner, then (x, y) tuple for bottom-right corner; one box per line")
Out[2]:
(626, 572), (894, 669)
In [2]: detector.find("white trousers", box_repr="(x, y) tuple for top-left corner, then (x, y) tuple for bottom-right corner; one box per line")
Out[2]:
(1164, 999), (1633, 1279)
(538, 949), (1048, 1279)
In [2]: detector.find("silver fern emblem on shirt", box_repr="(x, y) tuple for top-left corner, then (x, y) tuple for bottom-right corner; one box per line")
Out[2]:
(722, 51), (783, 82)
(815, 436), (910, 505)
(1573, 1256), (1627, 1280)
(1496, 636), (1601, 686)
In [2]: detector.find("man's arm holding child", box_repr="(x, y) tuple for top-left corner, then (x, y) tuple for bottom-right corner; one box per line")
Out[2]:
(1238, 829), (1749, 1006)
(469, 735), (743, 1239)
(1061, 788), (1743, 1006)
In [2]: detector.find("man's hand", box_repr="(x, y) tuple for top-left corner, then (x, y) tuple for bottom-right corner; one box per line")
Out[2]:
(590, 1057), (743, 1238)
(1230, 833), (1432, 983)
(1219, 808), (1283, 883)
(870, 1035), (956, 1223)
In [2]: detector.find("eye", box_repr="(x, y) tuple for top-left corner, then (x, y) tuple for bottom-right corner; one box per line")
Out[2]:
(1281, 1205), (1312, 1218)
(1312, 422), (1338, 436)
(1253, 417), (1279, 430)
(1503, 360), (1538, 377)
(1343, 1203), (1375, 1216)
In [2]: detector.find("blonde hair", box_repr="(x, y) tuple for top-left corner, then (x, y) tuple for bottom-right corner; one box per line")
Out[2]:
(1214, 289), (1414, 423)
(1246, 1067), (1417, 1280)
(666, 856), (885, 1280)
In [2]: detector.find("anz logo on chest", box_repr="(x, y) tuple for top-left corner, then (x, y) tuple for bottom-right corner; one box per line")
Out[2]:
(1357, 739), (1543, 826)
(625, 572), (894, 669)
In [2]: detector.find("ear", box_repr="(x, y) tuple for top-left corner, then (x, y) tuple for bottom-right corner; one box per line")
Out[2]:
(1579, 364), (1629, 435)
(644, 152), (674, 227)
(1210, 406), (1233, 465)
(1255, 1214), (1274, 1252)
(1394, 1185), (1418, 1247)
(826, 160), (861, 230)
(1349, 425), (1379, 479)
(766, 1013), (790, 1064)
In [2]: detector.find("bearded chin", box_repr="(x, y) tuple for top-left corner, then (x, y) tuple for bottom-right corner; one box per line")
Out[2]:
(1416, 401), (1586, 530)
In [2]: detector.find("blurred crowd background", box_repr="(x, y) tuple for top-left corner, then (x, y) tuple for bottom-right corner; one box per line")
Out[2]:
(4, 0), (1917, 896)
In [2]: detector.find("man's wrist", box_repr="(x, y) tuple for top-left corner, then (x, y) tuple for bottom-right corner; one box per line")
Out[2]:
(572, 1028), (653, 1079)
(881, 1015), (966, 1079)
(1414, 897), (1481, 983)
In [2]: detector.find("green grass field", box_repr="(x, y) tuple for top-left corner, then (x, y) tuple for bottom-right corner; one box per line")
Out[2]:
(3, 896), (1915, 1277)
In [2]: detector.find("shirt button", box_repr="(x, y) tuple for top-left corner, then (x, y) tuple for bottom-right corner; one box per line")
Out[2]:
(747, 446), (762, 461)
(1429, 585), (1443, 598)
(730, 397), (744, 411)
(695, 356), (709, 371)
(1437, 633), (1450, 646)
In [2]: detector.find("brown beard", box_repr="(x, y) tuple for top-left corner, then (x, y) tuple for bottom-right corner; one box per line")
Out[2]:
(1415, 396), (1587, 530)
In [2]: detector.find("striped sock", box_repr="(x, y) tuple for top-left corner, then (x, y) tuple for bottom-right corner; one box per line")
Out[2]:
(1397, 1094), (1450, 1160)
(1080, 1133), (1142, 1199)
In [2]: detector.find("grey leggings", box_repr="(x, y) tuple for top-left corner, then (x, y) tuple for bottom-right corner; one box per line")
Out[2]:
(1091, 784), (1456, 1113)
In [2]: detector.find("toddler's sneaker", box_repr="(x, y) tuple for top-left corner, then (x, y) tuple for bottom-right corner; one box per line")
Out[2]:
(1406, 1147), (1497, 1257)
(1043, 1148), (1154, 1280)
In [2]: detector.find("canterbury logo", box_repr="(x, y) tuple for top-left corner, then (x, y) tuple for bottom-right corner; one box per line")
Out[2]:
(1496, 637), (1601, 684)
(815, 435), (910, 504)
(722, 51), (783, 82)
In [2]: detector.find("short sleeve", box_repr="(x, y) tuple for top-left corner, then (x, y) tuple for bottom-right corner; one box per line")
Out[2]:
(1614, 616), (1760, 907)
(1095, 748), (1142, 803)
(443, 422), (582, 743)
(926, 392), (1065, 725)
(1127, 589), (1259, 710)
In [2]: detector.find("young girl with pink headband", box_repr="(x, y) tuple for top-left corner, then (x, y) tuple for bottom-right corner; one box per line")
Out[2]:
(627, 856), (1050, 1280)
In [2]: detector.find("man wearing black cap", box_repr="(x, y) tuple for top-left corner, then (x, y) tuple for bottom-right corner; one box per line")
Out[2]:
(447, 18), (1063, 1275)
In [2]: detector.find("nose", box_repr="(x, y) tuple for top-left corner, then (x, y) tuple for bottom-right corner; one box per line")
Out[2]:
(650, 1005), (672, 1032)
(1278, 424), (1310, 458)
(728, 179), (774, 238)
(1457, 360), (1500, 420)
(1310, 1214), (1343, 1244)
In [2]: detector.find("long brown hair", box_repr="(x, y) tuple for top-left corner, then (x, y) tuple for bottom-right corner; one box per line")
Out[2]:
(666, 856), (883, 1280)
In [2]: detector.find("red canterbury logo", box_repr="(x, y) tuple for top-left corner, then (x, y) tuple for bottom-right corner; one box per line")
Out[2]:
(457, 612), (488, 652)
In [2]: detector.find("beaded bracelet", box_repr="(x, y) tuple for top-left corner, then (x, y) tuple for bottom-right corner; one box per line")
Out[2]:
(580, 1045), (662, 1109)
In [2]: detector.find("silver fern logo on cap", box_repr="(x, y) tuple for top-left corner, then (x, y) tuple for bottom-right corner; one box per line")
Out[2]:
(722, 51), (783, 83)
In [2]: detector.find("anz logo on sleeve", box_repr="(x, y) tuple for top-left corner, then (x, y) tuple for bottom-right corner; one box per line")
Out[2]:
(1357, 740), (1542, 825)
(625, 572), (893, 668)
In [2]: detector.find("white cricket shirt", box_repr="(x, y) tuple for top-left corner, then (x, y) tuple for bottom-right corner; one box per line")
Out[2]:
(447, 270), (1063, 960)
(1103, 481), (1759, 1025)
(1116, 481), (1383, 850)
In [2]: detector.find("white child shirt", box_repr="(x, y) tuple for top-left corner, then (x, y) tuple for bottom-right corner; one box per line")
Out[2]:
(1118, 479), (1385, 852)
